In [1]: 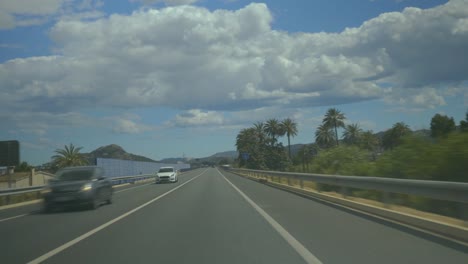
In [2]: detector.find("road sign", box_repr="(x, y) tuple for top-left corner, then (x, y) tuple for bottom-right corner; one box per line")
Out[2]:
(241, 152), (250, 161)
(0, 140), (20, 166)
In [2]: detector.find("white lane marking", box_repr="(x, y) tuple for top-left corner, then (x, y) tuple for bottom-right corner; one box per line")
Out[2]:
(27, 170), (207, 264)
(218, 169), (323, 264)
(0, 171), (203, 224)
(114, 182), (154, 194)
(0, 182), (157, 223)
(0, 213), (29, 223)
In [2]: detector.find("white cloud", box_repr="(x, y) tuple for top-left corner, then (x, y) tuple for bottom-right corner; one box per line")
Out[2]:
(133, 0), (199, 6)
(1, 1), (467, 118)
(110, 114), (154, 134)
(0, 111), (95, 137)
(0, 0), (104, 29)
(171, 109), (224, 127)
(0, 0), (63, 29)
(384, 87), (447, 109)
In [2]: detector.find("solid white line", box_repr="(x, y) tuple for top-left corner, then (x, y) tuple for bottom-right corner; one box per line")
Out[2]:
(27, 169), (207, 264)
(0, 213), (29, 223)
(217, 169), (323, 264)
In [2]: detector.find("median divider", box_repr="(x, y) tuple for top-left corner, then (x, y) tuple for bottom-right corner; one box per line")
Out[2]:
(227, 168), (468, 244)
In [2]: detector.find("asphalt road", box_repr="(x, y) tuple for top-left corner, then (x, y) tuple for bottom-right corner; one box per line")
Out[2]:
(0, 168), (467, 264)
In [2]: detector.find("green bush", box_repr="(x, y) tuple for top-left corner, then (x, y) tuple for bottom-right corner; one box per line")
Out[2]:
(309, 145), (374, 176)
(375, 133), (468, 182)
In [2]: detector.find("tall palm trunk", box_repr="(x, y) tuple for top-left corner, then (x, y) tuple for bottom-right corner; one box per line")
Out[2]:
(287, 134), (291, 159)
(334, 121), (339, 146)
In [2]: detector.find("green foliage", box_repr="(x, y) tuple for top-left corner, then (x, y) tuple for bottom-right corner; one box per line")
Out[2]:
(309, 145), (375, 176)
(323, 108), (346, 146)
(430, 113), (456, 138)
(375, 135), (436, 180)
(382, 122), (411, 150)
(51, 143), (88, 169)
(359, 130), (379, 152)
(460, 111), (468, 132)
(16, 161), (32, 172)
(342, 123), (363, 145)
(282, 118), (298, 159)
(315, 124), (335, 149)
(265, 118), (285, 144)
(375, 133), (468, 182)
(236, 118), (296, 171)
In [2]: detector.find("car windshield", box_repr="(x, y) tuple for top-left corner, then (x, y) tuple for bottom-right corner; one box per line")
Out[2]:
(158, 168), (174, 173)
(56, 170), (93, 181)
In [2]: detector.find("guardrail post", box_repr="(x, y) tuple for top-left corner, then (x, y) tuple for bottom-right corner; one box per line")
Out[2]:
(459, 203), (468, 226)
(340, 186), (349, 198)
(382, 192), (391, 208)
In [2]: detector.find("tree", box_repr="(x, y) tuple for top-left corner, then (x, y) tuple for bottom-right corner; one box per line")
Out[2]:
(342, 123), (363, 145)
(460, 111), (468, 132)
(323, 108), (346, 146)
(51, 143), (88, 169)
(315, 124), (335, 148)
(16, 161), (32, 172)
(359, 130), (379, 151)
(382, 122), (411, 150)
(265, 118), (285, 145)
(282, 118), (298, 159)
(236, 127), (267, 169)
(430, 114), (456, 138)
(253, 122), (266, 145)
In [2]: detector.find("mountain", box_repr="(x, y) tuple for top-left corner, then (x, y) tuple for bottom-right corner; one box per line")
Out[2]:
(159, 151), (237, 165)
(209, 150), (238, 159)
(82, 144), (156, 163)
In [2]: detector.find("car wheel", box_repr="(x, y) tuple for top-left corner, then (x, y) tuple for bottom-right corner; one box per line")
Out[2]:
(90, 194), (100, 210)
(106, 189), (113, 205)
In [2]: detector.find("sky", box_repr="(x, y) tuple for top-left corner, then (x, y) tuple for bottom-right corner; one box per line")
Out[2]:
(1, 0), (467, 165)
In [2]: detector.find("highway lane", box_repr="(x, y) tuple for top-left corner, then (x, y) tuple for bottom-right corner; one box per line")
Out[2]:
(0, 168), (467, 264)
(0, 180), (156, 221)
(220, 169), (468, 264)
(0, 169), (205, 264)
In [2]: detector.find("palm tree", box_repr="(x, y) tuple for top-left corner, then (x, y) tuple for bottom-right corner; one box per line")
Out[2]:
(253, 121), (266, 145)
(236, 128), (255, 152)
(315, 124), (334, 148)
(265, 118), (285, 144)
(382, 122), (411, 150)
(323, 108), (346, 146)
(342, 123), (363, 145)
(359, 130), (379, 151)
(281, 118), (298, 159)
(52, 143), (88, 169)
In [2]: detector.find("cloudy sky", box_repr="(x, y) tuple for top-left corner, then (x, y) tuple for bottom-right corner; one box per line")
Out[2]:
(1, 0), (467, 165)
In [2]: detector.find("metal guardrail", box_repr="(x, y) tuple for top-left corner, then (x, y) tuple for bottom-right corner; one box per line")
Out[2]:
(227, 168), (468, 220)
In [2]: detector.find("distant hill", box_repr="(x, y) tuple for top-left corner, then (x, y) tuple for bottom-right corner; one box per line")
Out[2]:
(209, 150), (238, 159)
(82, 144), (156, 163)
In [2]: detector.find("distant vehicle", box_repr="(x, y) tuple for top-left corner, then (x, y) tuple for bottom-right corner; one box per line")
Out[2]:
(42, 166), (113, 212)
(156, 167), (178, 183)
